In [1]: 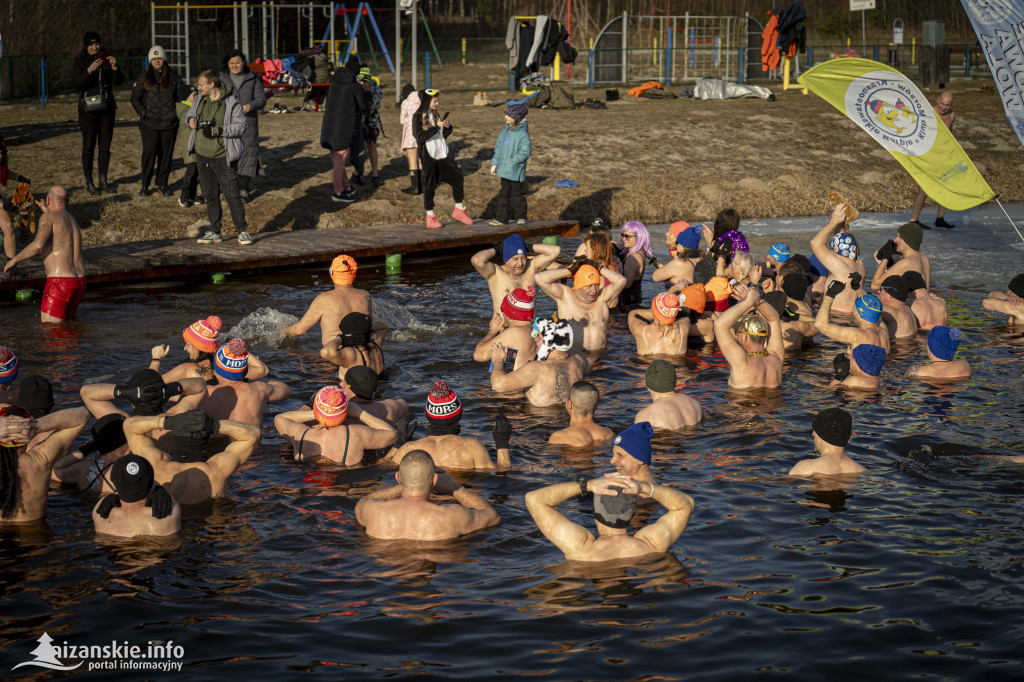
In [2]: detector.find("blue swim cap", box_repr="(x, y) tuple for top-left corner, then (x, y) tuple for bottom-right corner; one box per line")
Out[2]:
(852, 344), (886, 377)
(927, 326), (963, 361)
(807, 254), (829, 278)
(613, 421), (655, 465)
(769, 242), (791, 262)
(855, 294), (882, 324)
(503, 234), (527, 263)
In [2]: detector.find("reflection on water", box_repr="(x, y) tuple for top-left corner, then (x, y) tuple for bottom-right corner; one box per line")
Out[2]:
(1, 226), (1024, 679)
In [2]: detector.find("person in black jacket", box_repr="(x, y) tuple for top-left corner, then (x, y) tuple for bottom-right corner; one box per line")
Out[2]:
(131, 46), (188, 197)
(71, 31), (125, 195)
(319, 62), (367, 204)
(413, 89), (473, 229)
(220, 50), (266, 201)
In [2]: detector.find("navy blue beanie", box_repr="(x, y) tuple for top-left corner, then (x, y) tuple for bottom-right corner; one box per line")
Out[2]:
(613, 422), (655, 464)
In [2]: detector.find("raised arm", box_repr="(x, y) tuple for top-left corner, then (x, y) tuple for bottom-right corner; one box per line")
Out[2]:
(123, 415), (167, 464)
(28, 407), (90, 468)
(713, 288), (758, 367)
(489, 344), (540, 393)
(810, 204), (852, 282)
(273, 409), (314, 449)
(529, 242), (561, 272)
(450, 482), (500, 531)
(206, 419), (261, 473)
(535, 267), (570, 301)
(349, 402), (397, 451)
(246, 352), (270, 380)
(167, 377), (208, 415)
(633, 481), (695, 553)
(756, 298), (786, 361)
(627, 308), (652, 337)
(525, 481), (595, 557)
(80, 382), (128, 420)
(470, 247), (498, 279)
(473, 313), (506, 362)
(814, 281), (863, 345)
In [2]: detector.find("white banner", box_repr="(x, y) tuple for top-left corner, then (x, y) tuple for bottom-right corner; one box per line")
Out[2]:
(850, 0), (876, 10)
(961, 0), (1024, 148)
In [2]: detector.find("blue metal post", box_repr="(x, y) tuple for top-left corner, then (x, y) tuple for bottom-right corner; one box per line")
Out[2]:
(738, 46), (744, 84)
(965, 44), (970, 77)
(689, 27), (695, 67)
(39, 58), (46, 106)
(873, 44), (879, 61)
(425, 51), (430, 90)
(664, 29), (671, 85)
(808, 46), (814, 66)
(588, 49), (594, 89)
(715, 36), (720, 68)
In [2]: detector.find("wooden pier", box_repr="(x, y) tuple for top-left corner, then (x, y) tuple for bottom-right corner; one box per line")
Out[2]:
(1, 220), (579, 291)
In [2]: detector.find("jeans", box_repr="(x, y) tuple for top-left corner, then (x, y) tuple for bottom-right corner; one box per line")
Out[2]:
(196, 154), (246, 235)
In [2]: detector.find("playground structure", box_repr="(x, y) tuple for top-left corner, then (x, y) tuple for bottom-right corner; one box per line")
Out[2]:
(591, 12), (772, 86)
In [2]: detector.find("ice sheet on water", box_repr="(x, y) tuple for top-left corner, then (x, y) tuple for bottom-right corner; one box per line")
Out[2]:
(227, 307), (299, 348)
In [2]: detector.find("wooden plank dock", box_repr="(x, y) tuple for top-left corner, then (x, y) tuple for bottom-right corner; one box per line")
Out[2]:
(1, 219), (579, 291)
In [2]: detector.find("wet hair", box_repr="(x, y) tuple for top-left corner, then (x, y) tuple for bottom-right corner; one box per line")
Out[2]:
(621, 221), (653, 259)
(222, 49), (249, 71)
(676, 247), (702, 260)
(198, 69), (220, 88)
(584, 231), (618, 272)
(143, 61), (171, 91)
(787, 254), (815, 281)
(0, 445), (21, 518)
(778, 258), (808, 280)
(568, 381), (599, 417)
(712, 208), (740, 243)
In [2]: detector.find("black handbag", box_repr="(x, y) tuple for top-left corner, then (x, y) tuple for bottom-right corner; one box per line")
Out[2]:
(83, 70), (106, 112)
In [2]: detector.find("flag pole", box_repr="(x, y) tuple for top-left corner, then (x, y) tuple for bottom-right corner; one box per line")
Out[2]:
(994, 197), (1024, 245)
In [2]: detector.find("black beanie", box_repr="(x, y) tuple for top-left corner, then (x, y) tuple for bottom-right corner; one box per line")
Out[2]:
(346, 365), (378, 400)
(762, 291), (789, 317)
(339, 313), (372, 348)
(593, 486), (638, 529)
(1009, 273), (1024, 299)
(903, 270), (927, 292)
(17, 375), (54, 418)
(109, 454), (154, 503)
(813, 407), (852, 447)
(81, 414), (127, 456)
(781, 272), (809, 301)
(881, 274), (909, 303)
(645, 360), (675, 393)
(692, 259), (717, 285)
(83, 31), (102, 47)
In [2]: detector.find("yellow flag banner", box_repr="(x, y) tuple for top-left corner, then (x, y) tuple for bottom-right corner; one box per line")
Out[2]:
(798, 58), (995, 211)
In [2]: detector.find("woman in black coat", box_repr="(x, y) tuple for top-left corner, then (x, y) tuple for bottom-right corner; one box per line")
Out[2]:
(130, 45), (188, 196)
(71, 31), (125, 195)
(220, 50), (266, 200)
(319, 64), (367, 202)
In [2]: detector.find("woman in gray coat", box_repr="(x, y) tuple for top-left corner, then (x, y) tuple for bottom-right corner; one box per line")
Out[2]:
(220, 50), (266, 200)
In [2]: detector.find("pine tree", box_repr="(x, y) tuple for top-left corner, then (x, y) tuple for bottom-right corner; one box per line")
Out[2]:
(29, 632), (62, 665)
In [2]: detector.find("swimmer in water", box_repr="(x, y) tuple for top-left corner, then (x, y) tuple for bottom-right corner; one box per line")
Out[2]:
(831, 344), (886, 391)
(714, 286), (784, 390)
(634, 360), (702, 430)
(471, 233), (561, 315)
(339, 365), (408, 425)
(810, 203), (865, 316)
(770, 274), (817, 352)
(525, 472), (694, 563)
(92, 454), (180, 537)
(320, 311), (388, 379)
(473, 286), (538, 371)
(355, 449), (499, 541)
(982, 274), (1024, 325)
(548, 381), (614, 447)
(871, 221), (931, 291)
(628, 292), (691, 357)
(52, 414), (131, 491)
(275, 386), (397, 466)
(788, 407), (865, 477)
(282, 254), (373, 346)
(80, 370), (207, 420)
(815, 280), (891, 354)
(155, 316), (269, 384)
(610, 422), (657, 503)
(201, 339), (291, 427)
(535, 259), (626, 352)
(906, 326), (971, 382)
(652, 225), (703, 287)
(878, 274), (919, 340)
(489, 318), (591, 407)
(904, 270), (947, 330)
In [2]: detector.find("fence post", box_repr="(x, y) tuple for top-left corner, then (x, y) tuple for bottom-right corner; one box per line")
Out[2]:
(588, 39), (594, 90)
(738, 46), (744, 84)
(424, 51), (430, 90)
(873, 44), (879, 61)
(39, 58), (47, 106)
(664, 29), (671, 86)
(965, 44), (970, 77)
(809, 45), (814, 65)
(461, 37), (466, 65)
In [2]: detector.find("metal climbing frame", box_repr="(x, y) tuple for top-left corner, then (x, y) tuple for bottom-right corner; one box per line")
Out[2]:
(591, 13), (746, 85)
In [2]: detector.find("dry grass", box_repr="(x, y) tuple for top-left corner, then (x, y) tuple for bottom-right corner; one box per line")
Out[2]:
(2, 74), (1023, 246)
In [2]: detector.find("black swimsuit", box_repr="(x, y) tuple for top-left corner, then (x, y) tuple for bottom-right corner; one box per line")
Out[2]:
(297, 425), (350, 465)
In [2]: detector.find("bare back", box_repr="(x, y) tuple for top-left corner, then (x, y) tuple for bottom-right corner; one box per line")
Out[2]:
(635, 395), (702, 430)
(827, 257), (866, 314)
(549, 421), (614, 447)
(41, 209), (86, 278)
(525, 357), (585, 407)
(93, 502), (180, 537)
(910, 294), (947, 329)
(203, 380), (278, 427)
(297, 287), (372, 345)
(358, 496), (484, 541)
(390, 435), (493, 470)
(295, 423), (380, 466)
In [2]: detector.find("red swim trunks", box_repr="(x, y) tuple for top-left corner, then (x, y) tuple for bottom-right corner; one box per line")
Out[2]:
(41, 277), (86, 319)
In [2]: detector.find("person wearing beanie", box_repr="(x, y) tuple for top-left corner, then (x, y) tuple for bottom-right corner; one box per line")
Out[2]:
(355, 449), (499, 540)
(413, 89), (474, 228)
(832, 344), (886, 390)
(153, 316), (268, 384)
(123, 411), (260, 504)
(487, 99), (532, 227)
(535, 255), (627, 351)
(72, 30), (125, 194)
(652, 223), (702, 286)
(878, 274), (919, 339)
(871, 220), (929, 292)
(610, 421), (657, 500)
(628, 292), (691, 356)
(982, 273), (1024, 326)
(340, 365), (409, 425)
(130, 44), (189, 197)
(660, 220), (693, 259)
(525, 471), (694, 562)
(349, 64), (385, 188)
(80, 373), (208, 420)
(634, 360), (702, 430)
(789, 407), (865, 477)
(815, 278), (890, 358)
(283, 254), (373, 345)
(488, 318), (591, 407)
(52, 413), (132, 491)
(320, 312), (388, 379)
(908, 326), (971, 381)
(202, 339), (291, 427)
(714, 286), (785, 389)
(549, 381), (615, 447)
(92, 454), (180, 538)
(0, 405), (90, 523)
(384, 382), (511, 471)
(471, 234), (561, 316)
(473, 286), (538, 371)
(772, 272), (816, 352)
(904, 270), (947, 330)
(810, 201), (867, 316)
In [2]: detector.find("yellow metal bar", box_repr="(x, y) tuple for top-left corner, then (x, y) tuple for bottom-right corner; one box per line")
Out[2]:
(912, 38), (916, 65)
(781, 57), (808, 95)
(654, 37), (658, 65)
(553, 53), (560, 81)
(462, 37), (466, 65)
(514, 16), (538, 20)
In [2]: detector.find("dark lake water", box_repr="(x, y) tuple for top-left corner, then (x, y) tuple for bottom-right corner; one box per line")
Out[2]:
(1, 206), (1023, 680)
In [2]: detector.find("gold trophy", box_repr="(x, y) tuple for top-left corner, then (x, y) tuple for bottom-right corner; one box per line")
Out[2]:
(828, 191), (859, 225)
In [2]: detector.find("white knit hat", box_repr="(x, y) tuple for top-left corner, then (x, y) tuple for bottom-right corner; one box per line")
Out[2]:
(148, 45), (167, 62)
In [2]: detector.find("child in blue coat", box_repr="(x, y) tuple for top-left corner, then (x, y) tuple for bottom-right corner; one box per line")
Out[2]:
(488, 101), (532, 226)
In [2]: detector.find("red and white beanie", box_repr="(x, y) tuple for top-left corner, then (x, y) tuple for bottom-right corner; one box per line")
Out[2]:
(425, 381), (462, 422)
(313, 386), (348, 427)
(500, 286), (536, 322)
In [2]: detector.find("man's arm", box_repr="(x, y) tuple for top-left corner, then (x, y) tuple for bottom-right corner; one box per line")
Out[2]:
(167, 377), (207, 415)
(123, 415), (170, 465)
(598, 266), (627, 304)
(80, 383), (128, 419)
(525, 481), (596, 557)
(450, 482), (500, 531)
(246, 352), (270, 380)
(473, 314), (506, 362)
(813, 282), (863, 345)
(282, 298), (322, 338)
(529, 242), (561, 272)
(633, 481), (695, 553)
(757, 299), (786, 361)
(354, 484), (403, 526)
(349, 402), (397, 451)
(809, 204), (851, 282)
(470, 247), (498, 279)
(206, 419), (261, 474)
(535, 267), (571, 301)
(490, 344), (540, 393)
(28, 407), (90, 468)
(265, 381), (292, 402)
(713, 288), (758, 368)
(4, 215), (52, 272)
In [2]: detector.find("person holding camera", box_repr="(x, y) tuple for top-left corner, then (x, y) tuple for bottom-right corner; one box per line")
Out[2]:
(186, 70), (251, 246)
(131, 46), (189, 197)
(71, 31), (124, 196)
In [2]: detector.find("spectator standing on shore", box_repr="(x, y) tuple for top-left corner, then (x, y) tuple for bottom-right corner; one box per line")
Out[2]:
(399, 84), (422, 195)
(131, 46), (188, 197)
(320, 57), (367, 204)
(220, 50), (266, 201)
(487, 100), (531, 227)
(175, 89), (203, 207)
(71, 31), (124, 196)
(352, 66), (384, 187)
(1, 133), (32, 260)
(415, 89), (474, 229)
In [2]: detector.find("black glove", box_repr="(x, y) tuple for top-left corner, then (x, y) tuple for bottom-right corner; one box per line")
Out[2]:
(492, 413), (513, 449)
(165, 410), (216, 440)
(849, 272), (863, 291)
(394, 414), (417, 448)
(567, 257), (585, 276)
(161, 382), (184, 401)
(876, 240), (897, 266)
(145, 485), (174, 519)
(833, 352), (851, 381)
(825, 280), (846, 299)
(115, 382), (167, 415)
(96, 493), (121, 519)
(15, 174), (30, 187)
(2, 199), (16, 213)
(708, 238), (730, 260)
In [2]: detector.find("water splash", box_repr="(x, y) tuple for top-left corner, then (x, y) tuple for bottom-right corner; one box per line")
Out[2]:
(373, 298), (454, 342)
(227, 307), (299, 348)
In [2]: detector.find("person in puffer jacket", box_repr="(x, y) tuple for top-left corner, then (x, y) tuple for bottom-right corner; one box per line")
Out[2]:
(130, 46), (189, 196)
(487, 100), (532, 226)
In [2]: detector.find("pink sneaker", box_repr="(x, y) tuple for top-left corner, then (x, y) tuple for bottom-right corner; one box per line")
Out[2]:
(452, 207), (473, 225)
(426, 214), (443, 229)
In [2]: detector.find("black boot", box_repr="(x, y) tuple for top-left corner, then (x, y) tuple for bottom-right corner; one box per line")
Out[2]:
(413, 169), (422, 195)
(98, 174), (112, 192)
(401, 170), (418, 195)
(85, 175), (100, 196)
